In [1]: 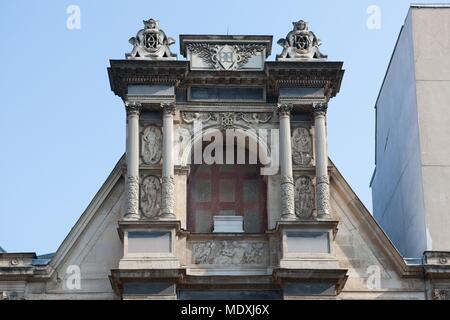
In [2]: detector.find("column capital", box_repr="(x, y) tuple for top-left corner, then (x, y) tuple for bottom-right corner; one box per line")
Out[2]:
(312, 102), (328, 117)
(277, 103), (293, 117)
(161, 102), (176, 115)
(124, 100), (142, 116)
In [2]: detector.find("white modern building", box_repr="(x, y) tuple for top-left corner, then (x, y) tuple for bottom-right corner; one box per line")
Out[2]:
(371, 4), (450, 259)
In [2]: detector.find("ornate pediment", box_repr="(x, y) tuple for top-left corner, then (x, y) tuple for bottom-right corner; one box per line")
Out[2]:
(277, 20), (327, 61)
(126, 18), (177, 60)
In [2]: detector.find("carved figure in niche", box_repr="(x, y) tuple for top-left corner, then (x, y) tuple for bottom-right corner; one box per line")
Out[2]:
(295, 176), (314, 218)
(141, 126), (162, 165)
(140, 175), (161, 218)
(292, 127), (312, 166)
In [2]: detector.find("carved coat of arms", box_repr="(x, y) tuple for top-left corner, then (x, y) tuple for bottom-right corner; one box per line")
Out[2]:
(127, 18), (176, 60)
(277, 20), (327, 60)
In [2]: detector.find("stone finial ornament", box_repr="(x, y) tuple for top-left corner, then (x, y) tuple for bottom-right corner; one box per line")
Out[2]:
(126, 18), (176, 60)
(277, 20), (327, 61)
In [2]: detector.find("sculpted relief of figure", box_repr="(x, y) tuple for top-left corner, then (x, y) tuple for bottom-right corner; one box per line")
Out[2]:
(192, 241), (266, 265)
(140, 175), (161, 218)
(237, 113), (272, 125)
(141, 126), (162, 165)
(292, 127), (312, 166)
(295, 176), (314, 218)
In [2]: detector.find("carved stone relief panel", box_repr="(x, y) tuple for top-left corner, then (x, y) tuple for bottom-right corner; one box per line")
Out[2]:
(141, 125), (162, 165)
(180, 111), (273, 130)
(294, 176), (314, 218)
(140, 175), (161, 218)
(191, 240), (268, 266)
(292, 127), (312, 166)
(432, 288), (450, 300)
(186, 43), (266, 71)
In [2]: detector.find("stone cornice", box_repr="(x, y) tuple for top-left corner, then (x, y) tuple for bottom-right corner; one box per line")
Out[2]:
(108, 59), (344, 100)
(108, 60), (188, 98)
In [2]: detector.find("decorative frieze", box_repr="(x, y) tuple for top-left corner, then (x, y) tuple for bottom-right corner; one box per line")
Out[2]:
(191, 240), (267, 265)
(180, 111), (273, 130)
(432, 289), (450, 300)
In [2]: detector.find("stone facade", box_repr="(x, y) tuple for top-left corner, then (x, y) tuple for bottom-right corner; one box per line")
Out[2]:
(1, 12), (450, 300)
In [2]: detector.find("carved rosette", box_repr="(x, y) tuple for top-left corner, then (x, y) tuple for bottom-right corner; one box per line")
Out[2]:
(161, 176), (175, 218)
(295, 176), (314, 218)
(125, 101), (142, 116)
(141, 126), (162, 165)
(191, 240), (268, 266)
(316, 175), (330, 217)
(277, 103), (293, 117)
(280, 175), (296, 219)
(292, 127), (313, 166)
(312, 102), (328, 117)
(125, 176), (140, 219)
(140, 175), (161, 219)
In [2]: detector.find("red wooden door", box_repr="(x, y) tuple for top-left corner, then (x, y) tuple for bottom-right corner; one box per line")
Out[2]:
(188, 164), (267, 233)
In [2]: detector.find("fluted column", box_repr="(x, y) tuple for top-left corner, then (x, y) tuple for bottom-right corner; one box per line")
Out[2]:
(160, 102), (176, 219)
(124, 101), (141, 220)
(278, 103), (296, 220)
(313, 102), (330, 218)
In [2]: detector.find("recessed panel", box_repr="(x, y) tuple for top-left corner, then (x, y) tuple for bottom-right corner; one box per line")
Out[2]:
(128, 231), (171, 254)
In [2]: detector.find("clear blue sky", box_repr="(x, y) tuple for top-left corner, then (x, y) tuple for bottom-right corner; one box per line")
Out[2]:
(0, 1), (437, 254)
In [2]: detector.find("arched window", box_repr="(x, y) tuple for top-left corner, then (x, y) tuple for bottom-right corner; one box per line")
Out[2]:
(187, 162), (267, 233)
